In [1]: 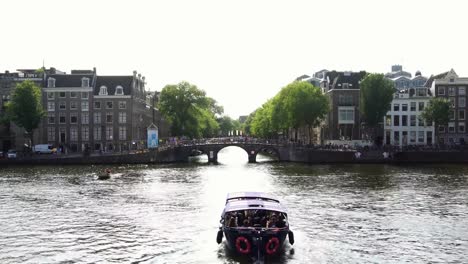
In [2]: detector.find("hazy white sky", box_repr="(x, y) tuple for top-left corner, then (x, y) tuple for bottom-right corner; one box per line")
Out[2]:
(2, 0), (468, 118)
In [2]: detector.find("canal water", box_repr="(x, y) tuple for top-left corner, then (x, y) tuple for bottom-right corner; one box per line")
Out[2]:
(0, 147), (467, 263)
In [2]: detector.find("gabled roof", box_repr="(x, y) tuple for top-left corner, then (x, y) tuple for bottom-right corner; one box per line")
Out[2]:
(46, 74), (95, 88)
(94, 76), (133, 95)
(326, 71), (367, 90)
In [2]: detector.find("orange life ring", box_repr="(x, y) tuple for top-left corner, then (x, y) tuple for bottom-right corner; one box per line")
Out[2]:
(235, 236), (251, 254)
(265, 237), (280, 255)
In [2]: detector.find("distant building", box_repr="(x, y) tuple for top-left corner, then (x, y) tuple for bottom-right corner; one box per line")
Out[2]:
(0, 68), (61, 151)
(321, 70), (367, 142)
(40, 69), (163, 153)
(434, 69), (468, 145)
(383, 66), (434, 146)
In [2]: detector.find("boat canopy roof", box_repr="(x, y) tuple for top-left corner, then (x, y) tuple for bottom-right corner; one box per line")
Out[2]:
(225, 192), (280, 204)
(223, 199), (287, 214)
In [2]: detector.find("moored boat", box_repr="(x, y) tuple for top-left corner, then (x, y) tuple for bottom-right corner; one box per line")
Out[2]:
(216, 192), (294, 259)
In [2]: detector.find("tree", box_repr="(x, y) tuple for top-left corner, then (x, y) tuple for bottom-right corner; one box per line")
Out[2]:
(158, 81), (221, 138)
(6, 80), (45, 146)
(360, 73), (395, 139)
(421, 97), (451, 143)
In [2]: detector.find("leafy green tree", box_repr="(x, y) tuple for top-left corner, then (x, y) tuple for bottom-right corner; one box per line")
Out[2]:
(158, 81), (221, 138)
(271, 81), (329, 142)
(6, 80), (45, 146)
(251, 100), (275, 138)
(421, 98), (451, 142)
(360, 73), (395, 139)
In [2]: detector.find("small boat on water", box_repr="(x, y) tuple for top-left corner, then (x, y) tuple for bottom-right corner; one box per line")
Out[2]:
(98, 169), (111, 180)
(216, 192), (294, 259)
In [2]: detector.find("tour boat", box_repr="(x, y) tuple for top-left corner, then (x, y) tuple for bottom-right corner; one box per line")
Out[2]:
(216, 192), (294, 259)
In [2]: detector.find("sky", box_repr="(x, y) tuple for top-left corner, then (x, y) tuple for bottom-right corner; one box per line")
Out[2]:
(2, 0), (468, 118)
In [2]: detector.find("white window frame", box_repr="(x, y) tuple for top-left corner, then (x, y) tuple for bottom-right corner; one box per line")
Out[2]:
(94, 112), (101, 124)
(48, 78), (55, 88)
(81, 112), (89, 124)
(99, 86), (108, 95)
(115, 85), (124, 95)
(47, 102), (55, 111)
(82, 78), (90, 88)
(81, 101), (89, 111)
(47, 92), (54, 100)
(338, 107), (354, 124)
(47, 127), (55, 141)
(118, 112), (127, 123)
(82, 126), (89, 141)
(438, 86), (445, 96)
(119, 126), (127, 140)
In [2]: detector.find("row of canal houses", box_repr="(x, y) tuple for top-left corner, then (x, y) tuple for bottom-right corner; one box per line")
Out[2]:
(0, 67), (169, 153)
(298, 65), (468, 146)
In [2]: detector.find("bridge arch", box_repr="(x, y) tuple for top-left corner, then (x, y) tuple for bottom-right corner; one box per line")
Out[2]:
(184, 143), (281, 163)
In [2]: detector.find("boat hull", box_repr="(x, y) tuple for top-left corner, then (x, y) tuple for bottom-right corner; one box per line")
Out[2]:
(223, 227), (289, 257)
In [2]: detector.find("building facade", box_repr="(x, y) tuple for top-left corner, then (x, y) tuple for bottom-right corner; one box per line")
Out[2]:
(383, 66), (434, 146)
(321, 71), (367, 142)
(40, 68), (163, 153)
(434, 69), (468, 145)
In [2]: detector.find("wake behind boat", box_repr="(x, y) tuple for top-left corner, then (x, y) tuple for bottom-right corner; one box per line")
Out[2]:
(216, 192), (294, 259)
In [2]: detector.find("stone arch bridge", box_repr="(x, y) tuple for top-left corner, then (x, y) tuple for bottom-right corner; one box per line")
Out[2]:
(174, 142), (283, 163)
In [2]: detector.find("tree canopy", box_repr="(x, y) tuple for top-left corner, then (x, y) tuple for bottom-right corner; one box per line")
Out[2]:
(6, 80), (45, 145)
(421, 97), (451, 126)
(249, 81), (329, 140)
(360, 73), (395, 127)
(158, 81), (221, 138)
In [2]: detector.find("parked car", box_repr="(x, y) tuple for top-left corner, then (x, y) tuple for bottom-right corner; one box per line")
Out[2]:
(7, 149), (17, 158)
(32, 144), (56, 154)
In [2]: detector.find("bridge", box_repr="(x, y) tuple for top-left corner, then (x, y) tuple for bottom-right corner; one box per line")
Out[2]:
(172, 141), (283, 163)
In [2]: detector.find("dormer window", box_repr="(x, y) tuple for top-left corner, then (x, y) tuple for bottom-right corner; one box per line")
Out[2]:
(115, 85), (124, 95)
(450, 78), (455, 83)
(99, 86), (108, 95)
(342, 83), (349, 89)
(82, 78), (90, 87)
(48, 78), (56, 88)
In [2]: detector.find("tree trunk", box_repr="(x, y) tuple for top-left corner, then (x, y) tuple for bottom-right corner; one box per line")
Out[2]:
(308, 125), (312, 145)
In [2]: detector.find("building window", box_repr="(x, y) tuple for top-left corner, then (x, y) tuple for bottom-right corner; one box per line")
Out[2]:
(338, 108), (354, 124)
(410, 102), (416, 111)
(94, 112), (101, 124)
(438, 87), (445, 95)
(393, 104), (399, 111)
(410, 115), (416, 126)
(459, 123), (465, 133)
(106, 101), (113, 109)
(393, 131), (399, 145)
(402, 115), (408, 126)
(59, 92), (66, 98)
(70, 101), (77, 110)
(81, 92), (88, 99)
(70, 92), (77, 98)
(70, 127), (78, 141)
(448, 122), (455, 133)
(70, 113), (78, 124)
(118, 112), (127, 123)
(450, 110), (455, 120)
(82, 126), (89, 141)
(410, 131), (416, 143)
(402, 104), (408, 111)
(94, 127), (101, 140)
(82, 113), (89, 124)
(106, 113), (113, 123)
(393, 115), (400, 126)
(448, 87), (456, 96)
(418, 131), (424, 143)
(47, 102), (55, 111)
(119, 126), (127, 140)
(59, 113), (66, 124)
(115, 86), (124, 95)
(119, 101), (126, 109)
(48, 78), (56, 88)
(418, 116), (425, 127)
(48, 113), (55, 124)
(106, 126), (113, 140)
(449, 98), (456, 108)
(418, 102), (424, 111)
(47, 127), (55, 141)
(81, 101), (89, 111)
(459, 97), (466, 108)
(82, 78), (90, 87)
(47, 92), (54, 100)
(385, 115), (391, 126)
(439, 126), (445, 133)
(94, 101), (101, 109)
(459, 87), (466, 96)
(99, 86), (108, 95)
(459, 110), (465, 120)
(59, 101), (66, 110)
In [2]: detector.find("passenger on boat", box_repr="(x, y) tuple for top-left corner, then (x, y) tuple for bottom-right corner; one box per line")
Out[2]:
(266, 213), (278, 228)
(243, 216), (253, 227)
(228, 215), (237, 227)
